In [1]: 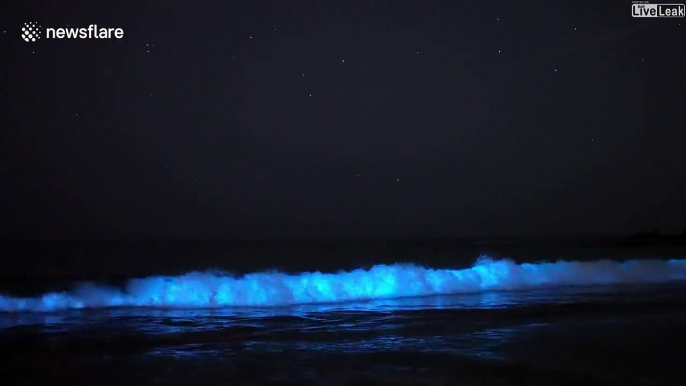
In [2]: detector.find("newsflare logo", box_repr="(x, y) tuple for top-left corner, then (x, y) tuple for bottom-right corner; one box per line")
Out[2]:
(631, 2), (685, 17)
(21, 22), (42, 42)
(21, 22), (125, 43)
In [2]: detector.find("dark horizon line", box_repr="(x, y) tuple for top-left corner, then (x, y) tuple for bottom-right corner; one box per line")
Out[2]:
(0, 232), (645, 244)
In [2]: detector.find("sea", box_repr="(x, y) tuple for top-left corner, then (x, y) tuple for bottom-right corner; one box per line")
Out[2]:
(1, 238), (686, 385)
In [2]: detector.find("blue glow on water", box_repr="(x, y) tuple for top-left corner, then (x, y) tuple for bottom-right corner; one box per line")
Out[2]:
(2, 257), (686, 313)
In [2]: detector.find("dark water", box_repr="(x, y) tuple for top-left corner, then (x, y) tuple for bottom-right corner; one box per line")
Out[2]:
(1, 240), (686, 385)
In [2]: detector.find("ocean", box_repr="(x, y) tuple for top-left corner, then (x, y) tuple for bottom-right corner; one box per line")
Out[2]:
(1, 239), (686, 385)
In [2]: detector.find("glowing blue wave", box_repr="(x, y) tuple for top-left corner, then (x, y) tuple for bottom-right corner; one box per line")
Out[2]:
(2, 257), (686, 312)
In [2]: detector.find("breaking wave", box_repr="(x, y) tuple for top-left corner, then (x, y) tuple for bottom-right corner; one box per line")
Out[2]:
(2, 257), (686, 312)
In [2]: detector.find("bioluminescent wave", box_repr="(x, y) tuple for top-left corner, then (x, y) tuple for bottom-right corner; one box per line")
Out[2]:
(2, 257), (686, 313)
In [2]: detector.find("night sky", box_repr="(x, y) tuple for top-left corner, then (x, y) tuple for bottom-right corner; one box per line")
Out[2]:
(2, 1), (685, 241)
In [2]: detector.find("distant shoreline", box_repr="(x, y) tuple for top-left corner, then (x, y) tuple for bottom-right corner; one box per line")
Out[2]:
(0, 231), (683, 248)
